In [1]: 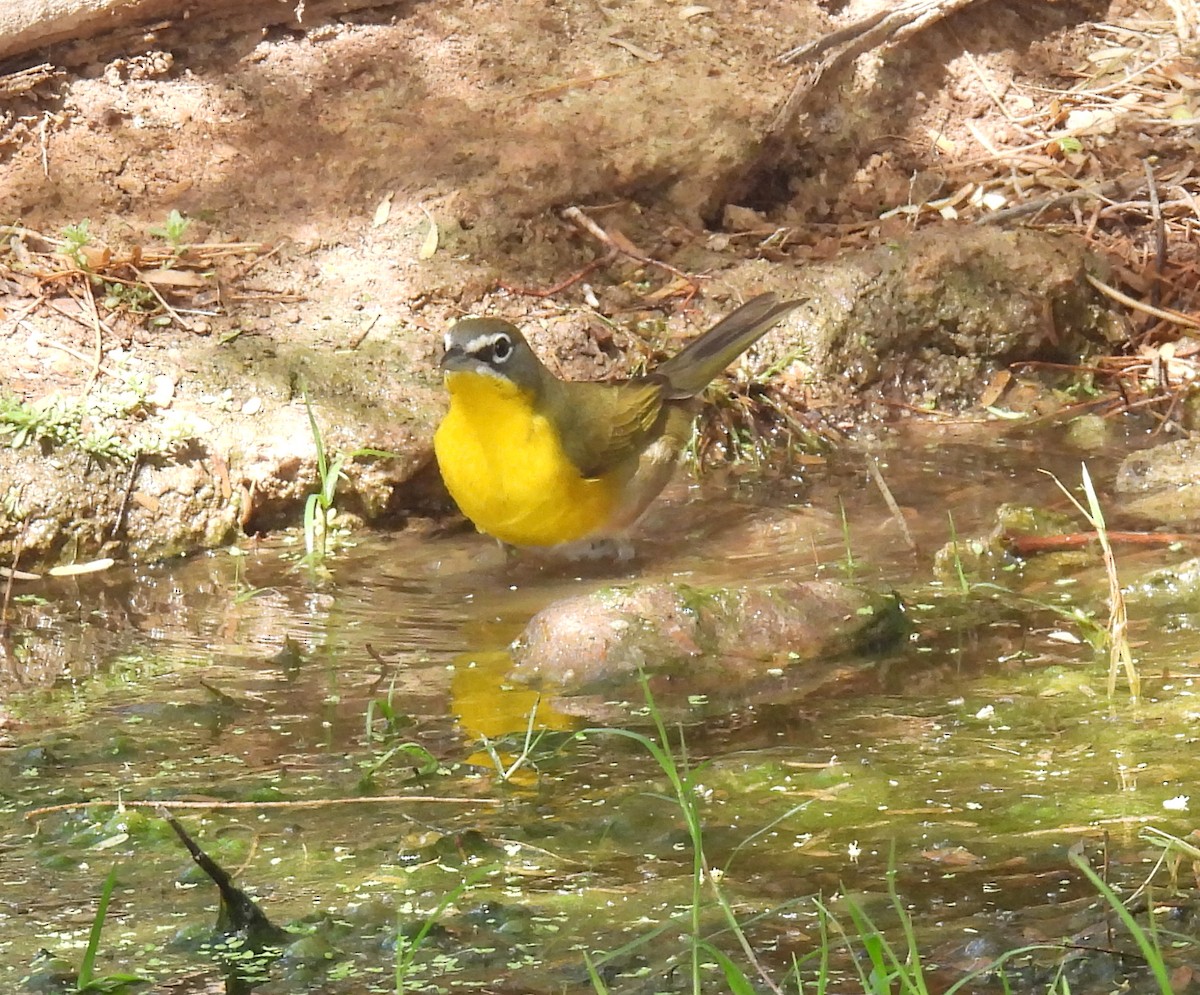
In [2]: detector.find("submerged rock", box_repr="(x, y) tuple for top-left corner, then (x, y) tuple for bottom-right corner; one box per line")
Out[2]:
(511, 578), (903, 689)
(1125, 556), (1200, 612)
(1115, 438), (1200, 527)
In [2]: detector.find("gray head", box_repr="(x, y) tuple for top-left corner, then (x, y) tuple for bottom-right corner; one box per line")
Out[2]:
(441, 317), (547, 395)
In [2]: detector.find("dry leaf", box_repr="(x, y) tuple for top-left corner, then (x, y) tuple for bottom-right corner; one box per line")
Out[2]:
(607, 36), (662, 62)
(78, 244), (111, 269)
(605, 226), (643, 256)
(646, 277), (692, 302)
(928, 129), (956, 154)
(0, 566), (41, 580)
(1063, 107), (1118, 134)
(930, 183), (975, 210)
(372, 191), (394, 228)
(141, 268), (206, 288)
(978, 370), (1012, 408)
(48, 558), (115, 577)
(419, 211), (439, 260)
(920, 847), (981, 867)
(1086, 46), (1134, 64)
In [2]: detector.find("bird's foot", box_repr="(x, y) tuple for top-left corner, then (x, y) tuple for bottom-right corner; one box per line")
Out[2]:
(551, 537), (636, 562)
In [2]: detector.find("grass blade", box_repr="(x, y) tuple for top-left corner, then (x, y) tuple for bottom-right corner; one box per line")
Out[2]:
(78, 864), (119, 988)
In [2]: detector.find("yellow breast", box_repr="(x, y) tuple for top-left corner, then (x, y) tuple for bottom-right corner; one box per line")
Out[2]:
(433, 371), (621, 547)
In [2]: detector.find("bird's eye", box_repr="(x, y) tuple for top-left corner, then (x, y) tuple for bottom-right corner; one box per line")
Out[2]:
(492, 335), (512, 362)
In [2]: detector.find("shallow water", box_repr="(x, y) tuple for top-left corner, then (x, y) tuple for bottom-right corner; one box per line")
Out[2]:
(3, 424), (1199, 994)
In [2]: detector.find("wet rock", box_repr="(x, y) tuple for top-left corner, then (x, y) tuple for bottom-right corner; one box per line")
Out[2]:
(1124, 556), (1200, 612)
(0, 336), (441, 568)
(0, 444), (233, 567)
(1063, 412), (1113, 451)
(714, 225), (1121, 414)
(932, 502), (1079, 584)
(1114, 438), (1200, 527)
(19, 952), (77, 993)
(511, 578), (903, 689)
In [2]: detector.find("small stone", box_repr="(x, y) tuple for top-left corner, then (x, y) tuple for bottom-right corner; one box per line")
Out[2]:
(722, 204), (766, 231)
(148, 374), (176, 407)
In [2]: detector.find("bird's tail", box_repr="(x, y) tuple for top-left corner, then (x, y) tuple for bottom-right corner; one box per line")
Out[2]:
(655, 293), (803, 398)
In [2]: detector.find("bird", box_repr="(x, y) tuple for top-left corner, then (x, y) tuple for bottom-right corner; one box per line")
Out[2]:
(433, 292), (802, 550)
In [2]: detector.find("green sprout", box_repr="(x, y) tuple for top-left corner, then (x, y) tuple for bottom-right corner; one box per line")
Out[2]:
(102, 282), (158, 313)
(60, 219), (94, 269)
(148, 209), (192, 250)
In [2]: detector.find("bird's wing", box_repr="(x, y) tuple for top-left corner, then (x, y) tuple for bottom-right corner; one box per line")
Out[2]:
(553, 379), (666, 479)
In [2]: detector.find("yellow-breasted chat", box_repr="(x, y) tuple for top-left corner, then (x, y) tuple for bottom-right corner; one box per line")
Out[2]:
(433, 293), (802, 549)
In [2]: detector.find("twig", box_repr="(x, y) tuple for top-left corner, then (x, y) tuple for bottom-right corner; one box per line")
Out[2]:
(133, 266), (192, 331)
(974, 180), (1132, 225)
(1143, 159), (1166, 309)
(15, 318), (122, 380)
(25, 793), (501, 821)
(0, 566), (41, 581)
(232, 238), (287, 279)
(867, 457), (918, 552)
(2, 295), (48, 336)
(1086, 273), (1200, 331)
(1, 528), (27, 632)
(1006, 530), (1199, 556)
(607, 35), (661, 62)
(37, 113), (51, 178)
(772, 0), (983, 135)
(178, 241), (275, 252)
(1166, 0), (1196, 42)
(498, 252), (615, 298)
(952, 35), (1034, 136)
(512, 68), (642, 102)
(365, 642), (392, 693)
(43, 291), (120, 341)
(778, 7), (891, 64)
(80, 278), (105, 385)
(109, 454), (142, 541)
(560, 206), (699, 290)
(346, 313), (380, 349)
(0, 63), (63, 98)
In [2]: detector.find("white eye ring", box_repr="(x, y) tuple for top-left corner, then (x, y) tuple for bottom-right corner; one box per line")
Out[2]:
(492, 334), (513, 362)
